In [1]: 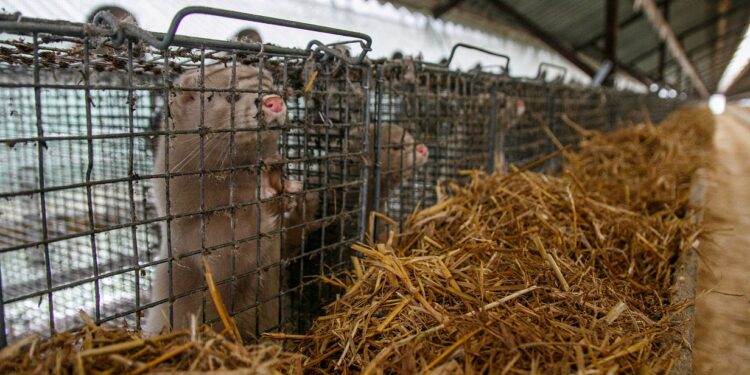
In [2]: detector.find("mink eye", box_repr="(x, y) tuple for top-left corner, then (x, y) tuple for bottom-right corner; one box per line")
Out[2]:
(225, 93), (241, 103)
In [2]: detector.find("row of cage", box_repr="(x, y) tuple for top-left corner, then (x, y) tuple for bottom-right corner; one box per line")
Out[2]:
(0, 7), (682, 345)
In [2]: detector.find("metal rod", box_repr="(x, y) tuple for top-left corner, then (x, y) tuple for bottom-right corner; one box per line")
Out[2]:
(92, 6), (372, 63)
(0, 21), (306, 56)
(546, 86), (557, 169)
(358, 64), (372, 243)
(536, 62), (568, 82)
(487, 82), (499, 172)
(125, 41), (142, 329)
(445, 43), (511, 74)
(32, 32), (57, 337)
(371, 65), (385, 242)
(603, 0), (618, 86)
(82, 34), (103, 323)
(0, 248), (5, 347)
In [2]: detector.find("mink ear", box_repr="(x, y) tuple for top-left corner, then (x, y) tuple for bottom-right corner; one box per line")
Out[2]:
(175, 74), (198, 105)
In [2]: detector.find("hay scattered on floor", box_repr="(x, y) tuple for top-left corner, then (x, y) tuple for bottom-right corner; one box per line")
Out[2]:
(289, 107), (714, 373)
(564, 107), (714, 214)
(0, 260), (304, 375)
(0, 316), (303, 375)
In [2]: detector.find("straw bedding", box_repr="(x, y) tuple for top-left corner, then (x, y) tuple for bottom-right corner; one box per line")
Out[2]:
(292, 107), (713, 373)
(0, 107), (714, 374)
(0, 313), (303, 374)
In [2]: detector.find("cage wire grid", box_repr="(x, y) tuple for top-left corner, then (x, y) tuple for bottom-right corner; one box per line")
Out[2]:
(0, 8), (683, 346)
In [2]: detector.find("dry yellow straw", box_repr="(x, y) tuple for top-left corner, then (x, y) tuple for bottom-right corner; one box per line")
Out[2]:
(303, 70), (318, 93)
(201, 257), (243, 343)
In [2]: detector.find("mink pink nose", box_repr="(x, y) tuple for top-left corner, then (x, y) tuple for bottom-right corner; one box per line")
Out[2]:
(416, 144), (428, 156)
(263, 96), (284, 113)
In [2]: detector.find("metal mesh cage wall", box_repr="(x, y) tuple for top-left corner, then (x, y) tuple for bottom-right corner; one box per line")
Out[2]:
(0, 21), (372, 345)
(0, 10), (683, 347)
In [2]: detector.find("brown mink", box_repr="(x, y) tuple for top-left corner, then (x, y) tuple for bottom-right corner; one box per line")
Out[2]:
(144, 64), (295, 341)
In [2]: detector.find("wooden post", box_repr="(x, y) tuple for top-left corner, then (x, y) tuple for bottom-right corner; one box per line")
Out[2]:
(604, 0), (619, 85)
(657, 0), (670, 83)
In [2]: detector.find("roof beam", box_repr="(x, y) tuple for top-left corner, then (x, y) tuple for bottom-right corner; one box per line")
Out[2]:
(712, 0), (731, 85)
(488, 0), (596, 77)
(432, 0), (466, 19)
(634, 0), (709, 97)
(574, 0), (669, 52)
(625, 0), (749, 67)
(652, 22), (749, 78)
(657, 0), (670, 82)
(616, 62), (653, 85)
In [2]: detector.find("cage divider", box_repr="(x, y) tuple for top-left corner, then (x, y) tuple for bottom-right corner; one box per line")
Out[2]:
(125, 40), (143, 330)
(197, 46), (209, 330)
(228, 53), (239, 328)
(371, 65), (385, 242)
(487, 81), (499, 173)
(31, 32), (56, 337)
(82, 33), (103, 324)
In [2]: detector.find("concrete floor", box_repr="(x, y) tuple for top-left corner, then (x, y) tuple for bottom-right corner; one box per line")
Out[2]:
(693, 105), (750, 374)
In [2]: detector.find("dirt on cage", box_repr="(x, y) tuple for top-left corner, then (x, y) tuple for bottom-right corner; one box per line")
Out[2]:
(0, 108), (713, 374)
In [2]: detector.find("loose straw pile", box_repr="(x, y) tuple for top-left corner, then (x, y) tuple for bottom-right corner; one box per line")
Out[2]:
(288, 108), (714, 373)
(0, 260), (304, 374)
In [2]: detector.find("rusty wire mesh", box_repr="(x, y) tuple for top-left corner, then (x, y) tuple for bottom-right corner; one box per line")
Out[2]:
(369, 61), (681, 233)
(0, 11), (682, 347)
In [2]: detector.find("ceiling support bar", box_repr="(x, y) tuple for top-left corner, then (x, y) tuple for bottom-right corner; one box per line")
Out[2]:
(713, 0), (732, 86)
(604, 0), (619, 85)
(432, 0), (466, 19)
(625, 0), (748, 70)
(657, 0), (670, 82)
(575, 0), (669, 51)
(635, 0), (709, 97)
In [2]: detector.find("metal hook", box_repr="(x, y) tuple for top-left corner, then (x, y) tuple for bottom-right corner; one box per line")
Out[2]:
(91, 11), (126, 46)
(258, 41), (265, 56)
(536, 62), (567, 82)
(444, 43), (511, 75)
(306, 39), (356, 65)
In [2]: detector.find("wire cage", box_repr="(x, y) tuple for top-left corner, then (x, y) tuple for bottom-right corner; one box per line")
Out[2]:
(366, 61), (504, 238)
(0, 7), (683, 347)
(365, 56), (682, 236)
(0, 8), (375, 345)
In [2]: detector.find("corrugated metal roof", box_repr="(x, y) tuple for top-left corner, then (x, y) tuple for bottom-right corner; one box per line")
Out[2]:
(384, 0), (750, 95)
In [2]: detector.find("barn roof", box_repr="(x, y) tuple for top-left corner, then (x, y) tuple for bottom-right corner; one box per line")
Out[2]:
(382, 0), (750, 96)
